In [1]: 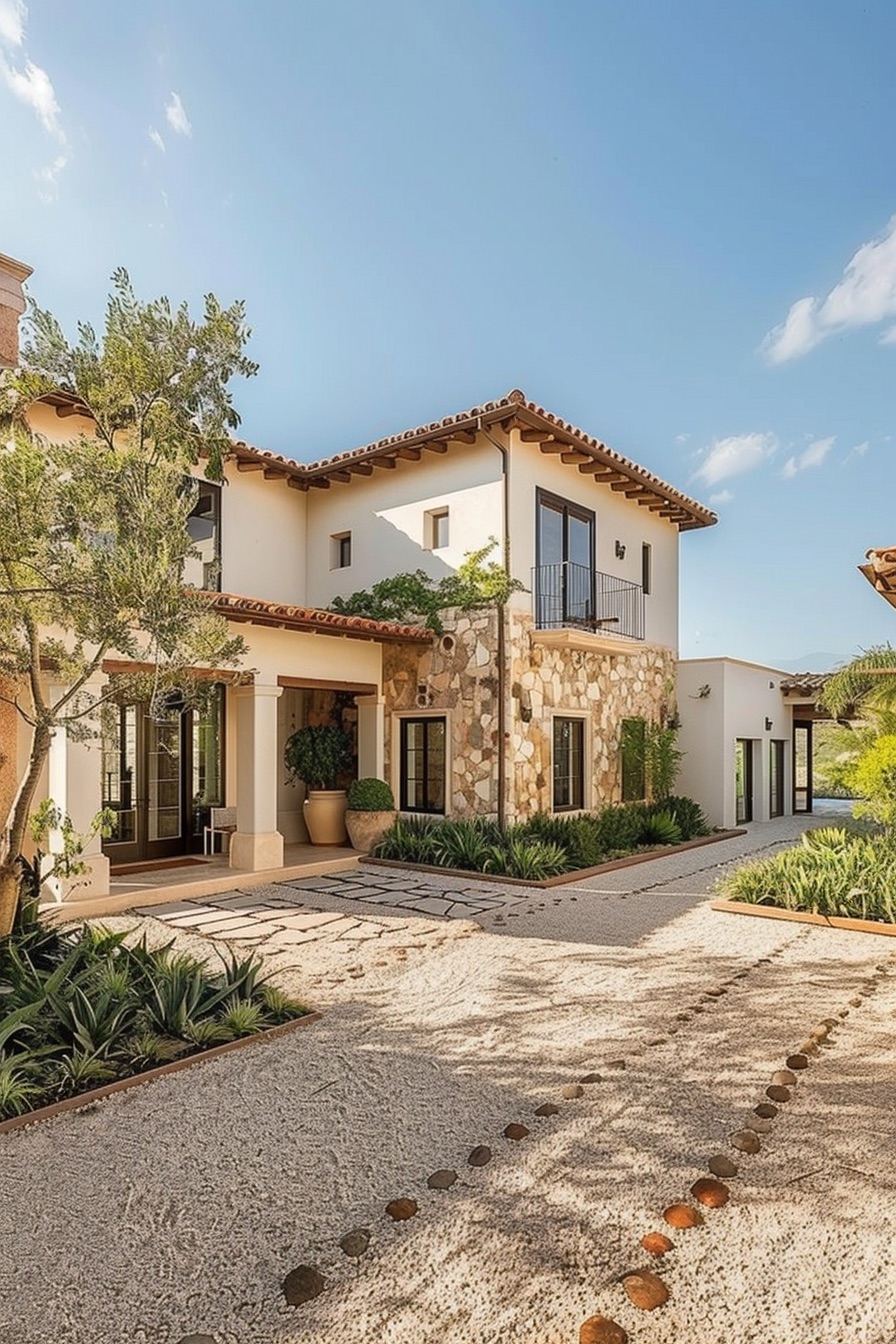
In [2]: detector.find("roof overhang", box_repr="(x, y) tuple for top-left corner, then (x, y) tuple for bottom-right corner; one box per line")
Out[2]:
(210, 592), (432, 644)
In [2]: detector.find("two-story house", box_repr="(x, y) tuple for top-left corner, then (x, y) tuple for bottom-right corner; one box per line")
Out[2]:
(1, 254), (717, 905)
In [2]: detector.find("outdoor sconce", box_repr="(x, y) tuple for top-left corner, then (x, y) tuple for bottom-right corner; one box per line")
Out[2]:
(765, 717), (773, 731)
(615, 540), (626, 560)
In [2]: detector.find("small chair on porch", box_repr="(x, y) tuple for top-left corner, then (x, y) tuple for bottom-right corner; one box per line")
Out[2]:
(203, 806), (237, 857)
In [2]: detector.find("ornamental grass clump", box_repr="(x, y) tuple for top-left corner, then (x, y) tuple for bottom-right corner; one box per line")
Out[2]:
(718, 826), (896, 923)
(0, 923), (306, 1121)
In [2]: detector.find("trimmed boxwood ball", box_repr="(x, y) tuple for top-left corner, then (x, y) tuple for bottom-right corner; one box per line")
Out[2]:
(347, 777), (395, 811)
(284, 725), (353, 791)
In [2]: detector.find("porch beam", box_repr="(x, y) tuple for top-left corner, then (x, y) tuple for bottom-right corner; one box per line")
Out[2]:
(277, 674), (377, 694)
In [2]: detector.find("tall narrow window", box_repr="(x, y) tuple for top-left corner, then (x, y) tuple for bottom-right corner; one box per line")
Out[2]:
(553, 717), (585, 811)
(621, 717), (646, 801)
(769, 739), (785, 818)
(535, 490), (595, 629)
(185, 480), (221, 590)
(331, 531), (352, 569)
(641, 542), (652, 596)
(426, 508), (449, 549)
(400, 717), (446, 813)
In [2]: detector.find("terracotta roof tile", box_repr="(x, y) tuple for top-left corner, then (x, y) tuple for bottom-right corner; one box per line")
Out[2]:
(230, 388), (717, 531)
(779, 672), (832, 696)
(210, 592), (432, 644)
(860, 547), (896, 611)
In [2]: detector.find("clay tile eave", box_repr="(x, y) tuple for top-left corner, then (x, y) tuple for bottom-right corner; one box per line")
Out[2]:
(209, 591), (433, 644)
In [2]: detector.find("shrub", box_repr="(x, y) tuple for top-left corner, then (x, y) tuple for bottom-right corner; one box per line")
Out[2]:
(284, 725), (353, 791)
(656, 795), (711, 840)
(347, 778), (395, 812)
(373, 816), (441, 863)
(486, 837), (568, 880)
(594, 804), (650, 853)
(639, 809), (683, 847)
(851, 735), (896, 832)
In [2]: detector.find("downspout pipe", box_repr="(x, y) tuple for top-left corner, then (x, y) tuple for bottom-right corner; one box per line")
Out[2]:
(477, 417), (511, 830)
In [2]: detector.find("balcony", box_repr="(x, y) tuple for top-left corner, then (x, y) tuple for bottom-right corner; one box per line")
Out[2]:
(531, 562), (644, 643)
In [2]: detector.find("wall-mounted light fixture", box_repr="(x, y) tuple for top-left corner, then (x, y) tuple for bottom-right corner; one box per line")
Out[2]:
(768, 680), (776, 690)
(615, 540), (626, 560)
(765, 717), (773, 731)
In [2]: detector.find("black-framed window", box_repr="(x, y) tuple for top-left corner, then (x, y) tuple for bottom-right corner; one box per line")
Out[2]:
(535, 489), (595, 628)
(400, 717), (446, 813)
(553, 717), (585, 811)
(621, 717), (646, 801)
(185, 480), (221, 590)
(641, 542), (652, 596)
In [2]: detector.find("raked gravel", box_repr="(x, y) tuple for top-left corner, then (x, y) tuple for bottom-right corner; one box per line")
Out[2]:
(1, 844), (895, 1343)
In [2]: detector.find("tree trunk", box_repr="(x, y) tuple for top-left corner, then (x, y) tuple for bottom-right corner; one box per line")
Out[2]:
(0, 863), (21, 939)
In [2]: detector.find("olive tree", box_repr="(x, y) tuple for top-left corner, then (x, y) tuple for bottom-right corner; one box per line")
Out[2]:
(0, 270), (255, 934)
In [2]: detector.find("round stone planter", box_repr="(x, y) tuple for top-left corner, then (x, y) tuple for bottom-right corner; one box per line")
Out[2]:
(345, 809), (397, 854)
(303, 790), (348, 845)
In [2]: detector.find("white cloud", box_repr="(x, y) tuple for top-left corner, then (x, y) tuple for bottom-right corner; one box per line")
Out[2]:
(763, 216), (896, 363)
(842, 440), (870, 465)
(694, 432), (777, 486)
(165, 91), (191, 137)
(780, 435), (835, 479)
(0, 0), (25, 47)
(33, 151), (67, 201)
(674, 432), (690, 445)
(148, 125), (165, 152)
(709, 489), (734, 505)
(1, 54), (63, 137)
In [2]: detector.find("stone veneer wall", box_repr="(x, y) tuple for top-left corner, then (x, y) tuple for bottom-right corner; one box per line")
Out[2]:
(382, 608), (676, 820)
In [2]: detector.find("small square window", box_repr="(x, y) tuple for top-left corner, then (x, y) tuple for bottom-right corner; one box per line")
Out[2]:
(425, 508), (449, 550)
(331, 532), (352, 569)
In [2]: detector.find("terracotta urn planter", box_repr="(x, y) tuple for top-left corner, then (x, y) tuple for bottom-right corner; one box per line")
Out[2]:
(303, 789), (349, 845)
(345, 808), (397, 853)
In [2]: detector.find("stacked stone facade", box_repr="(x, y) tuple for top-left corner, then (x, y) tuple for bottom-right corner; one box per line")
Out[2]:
(382, 607), (675, 820)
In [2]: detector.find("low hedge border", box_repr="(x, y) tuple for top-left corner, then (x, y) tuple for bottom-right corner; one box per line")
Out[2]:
(0, 1009), (322, 1138)
(362, 829), (747, 889)
(711, 899), (896, 937)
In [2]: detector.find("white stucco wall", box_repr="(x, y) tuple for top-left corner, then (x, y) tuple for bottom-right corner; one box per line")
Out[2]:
(505, 431), (681, 651)
(218, 465), (307, 604)
(303, 442), (503, 608)
(677, 658), (794, 828)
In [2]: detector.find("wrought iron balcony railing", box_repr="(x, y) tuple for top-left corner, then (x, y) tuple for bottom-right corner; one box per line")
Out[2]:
(532, 561), (645, 640)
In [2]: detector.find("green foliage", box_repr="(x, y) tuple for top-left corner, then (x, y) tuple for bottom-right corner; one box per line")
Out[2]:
(0, 270), (255, 932)
(346, 777), (395, 811)
(719, 826), (896, 922)
(820, 646), (896, 729)
(851, 734), (896, 831)
(644, 722), (683, 801)
(372, 798), (705, 877)
(284, 725), (354, 791)
(0, 924), (307, 1121)
(329, 538), (525, 632)
(639, 809), (683, 846)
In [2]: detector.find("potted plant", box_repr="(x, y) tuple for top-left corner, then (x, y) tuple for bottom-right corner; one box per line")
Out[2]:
(345, 778), (397, 853)
(284, 725), (354, 845)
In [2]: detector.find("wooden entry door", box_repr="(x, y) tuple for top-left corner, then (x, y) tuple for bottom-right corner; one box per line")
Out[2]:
(101, 703), (189, 864)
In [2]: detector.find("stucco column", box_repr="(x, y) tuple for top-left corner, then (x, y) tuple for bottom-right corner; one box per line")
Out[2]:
(231, 683), (284, 871)
(355, 695), (385, 781)
(46, 680), (111, 902)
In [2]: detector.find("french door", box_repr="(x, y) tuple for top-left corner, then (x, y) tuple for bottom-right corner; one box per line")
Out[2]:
(535, 491), (596, 628)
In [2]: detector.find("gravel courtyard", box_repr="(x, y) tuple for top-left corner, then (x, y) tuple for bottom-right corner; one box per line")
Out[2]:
(2, 815), (894, 1344)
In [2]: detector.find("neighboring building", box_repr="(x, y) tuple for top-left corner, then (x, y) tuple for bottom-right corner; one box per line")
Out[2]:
(676, 658), (825, 829)
(1, 254), (720, 903)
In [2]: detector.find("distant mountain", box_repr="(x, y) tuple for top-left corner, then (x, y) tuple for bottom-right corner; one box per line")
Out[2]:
(774, 652), (847, 673)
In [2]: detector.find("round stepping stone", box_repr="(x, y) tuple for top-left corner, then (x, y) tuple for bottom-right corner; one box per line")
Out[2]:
(339, 1229), (370, 1258)
(772, 1069), (797, 1087)
(386, 1198), (418, 1221)
(468, 1145), (492, 1167)
(663, 1203), (703, 1229)
(810, 1025), (830, 1042)
(708, 1154), (738, 1178)
(704, 986), (727, 997)
(623, 1270), (670, 1310)
(691, 1177), (730, 1208)
(177, 1337), (216, 1344)
(731, 1130), (760, 1154)
(579, 1315), (629, 1344)
(427, 1169), (457, 1190)
(283, 1265), (326, 1306)
(562, 1084), (585, 1099)
(744, 1116), (772, 1134)
(798, 1040), (819, 1056)
(786, 1054), (809, 1071)
(822, 1017), (839, 1029)
(839, 1009), (850, 1018)
(849, 996), (863, 1007)
(606, 1059), (627, 1070)
(755, 1103), (777, 1120)
(534, 1103), (560, 1117)
(766, 1085), (791, 1103)
(580, 1072), (603, 1084)
(675, 1012), (691, 1022)
(641, 1232), (673, 1256)
(504, 1123), (529, 1141)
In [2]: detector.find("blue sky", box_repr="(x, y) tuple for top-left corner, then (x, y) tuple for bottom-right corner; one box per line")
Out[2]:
(2, 0), (896, 668)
